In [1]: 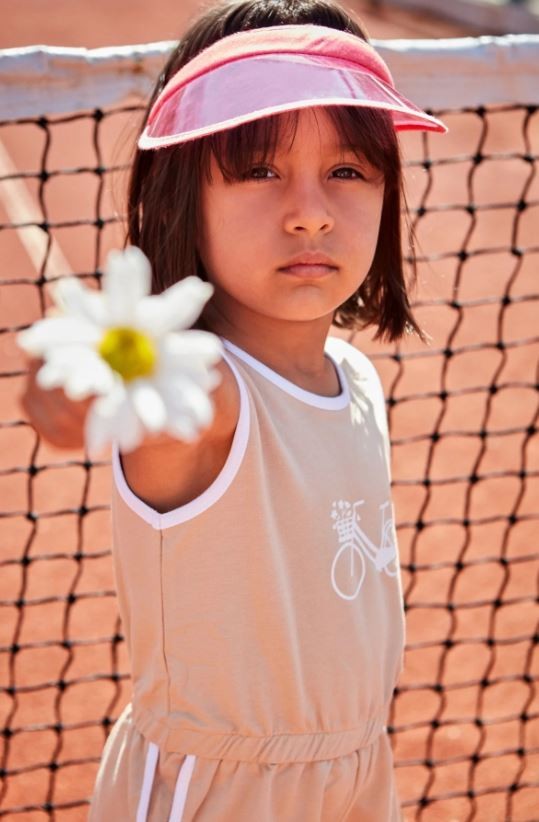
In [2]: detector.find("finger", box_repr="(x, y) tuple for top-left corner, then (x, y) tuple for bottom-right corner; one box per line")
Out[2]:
(25, 356), (96, 417)
(21, 397), (86, 449)
(20, 378), (83, 438)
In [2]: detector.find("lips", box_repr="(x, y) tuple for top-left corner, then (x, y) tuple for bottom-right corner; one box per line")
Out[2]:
(279, 251), (339, 268)
(279, 264), (335, 279)
(278, 251), (339, 278)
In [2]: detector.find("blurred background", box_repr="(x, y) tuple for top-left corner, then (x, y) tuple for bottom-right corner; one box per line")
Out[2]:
(2, 0), (539, 47)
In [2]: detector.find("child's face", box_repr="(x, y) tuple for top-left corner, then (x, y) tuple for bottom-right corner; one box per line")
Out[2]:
(198, 107), (385, 333)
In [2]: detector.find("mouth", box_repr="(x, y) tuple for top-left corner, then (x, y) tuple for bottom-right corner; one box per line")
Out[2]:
(278, 264), (337, 279)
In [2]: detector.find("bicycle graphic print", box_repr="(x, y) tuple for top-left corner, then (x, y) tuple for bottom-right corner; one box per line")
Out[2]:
(330, 499), (398, 601)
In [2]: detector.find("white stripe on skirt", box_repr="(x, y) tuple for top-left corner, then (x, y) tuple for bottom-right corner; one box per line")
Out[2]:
(136, 741), (159, 822)
(168, 754), (197, 821)
(136, 741), (197, 822)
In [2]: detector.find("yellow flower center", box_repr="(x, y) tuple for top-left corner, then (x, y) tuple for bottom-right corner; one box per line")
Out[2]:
(98, 327), (157, 382)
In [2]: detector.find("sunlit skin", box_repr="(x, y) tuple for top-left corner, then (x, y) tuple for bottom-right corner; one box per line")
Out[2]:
(198, 107), (385, 393)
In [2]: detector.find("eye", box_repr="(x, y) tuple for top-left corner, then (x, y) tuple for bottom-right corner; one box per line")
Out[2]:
(241, 164), (369, 182)
(243, 165), (277, 180)
(332, 166), (365, 180)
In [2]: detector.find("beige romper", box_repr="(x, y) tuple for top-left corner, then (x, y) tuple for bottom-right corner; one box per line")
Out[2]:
(89, 336), (405, 821)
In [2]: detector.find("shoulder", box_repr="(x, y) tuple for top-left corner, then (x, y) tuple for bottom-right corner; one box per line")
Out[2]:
(212, 357), (242, 439)
(326, 337), (391, 466)
(325, 336), (385, 404)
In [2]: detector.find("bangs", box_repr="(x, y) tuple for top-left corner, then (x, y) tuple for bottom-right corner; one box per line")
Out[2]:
(199, 105), (399, 184)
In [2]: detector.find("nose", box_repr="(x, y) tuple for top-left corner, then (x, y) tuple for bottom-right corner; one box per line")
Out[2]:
(282, 180), (335, 237)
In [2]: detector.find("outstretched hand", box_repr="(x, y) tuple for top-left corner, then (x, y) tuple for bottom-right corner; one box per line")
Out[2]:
(19, 356), (97, 450)
(16, 247), (222, 458)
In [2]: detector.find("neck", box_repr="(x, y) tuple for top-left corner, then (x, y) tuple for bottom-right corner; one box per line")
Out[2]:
(202, 302), (338, 391)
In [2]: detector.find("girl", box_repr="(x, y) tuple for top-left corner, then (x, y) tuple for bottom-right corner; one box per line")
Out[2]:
(20, 0), (446, 819)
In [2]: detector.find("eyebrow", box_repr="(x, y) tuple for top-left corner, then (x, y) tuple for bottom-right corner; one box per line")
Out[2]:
(252, 143), (366, 156)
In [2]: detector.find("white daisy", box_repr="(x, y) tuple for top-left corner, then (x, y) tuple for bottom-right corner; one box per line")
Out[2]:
(17, 246), (223, 458)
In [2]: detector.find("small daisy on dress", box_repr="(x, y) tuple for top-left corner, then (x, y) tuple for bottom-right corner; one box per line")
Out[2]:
(16, 246), (223, 459)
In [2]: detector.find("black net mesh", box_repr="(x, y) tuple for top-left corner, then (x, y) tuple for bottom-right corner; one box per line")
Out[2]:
(0, 98), (538, 820)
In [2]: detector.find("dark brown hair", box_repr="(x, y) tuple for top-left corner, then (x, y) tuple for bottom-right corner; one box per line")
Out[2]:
(127, 0), (423, 341)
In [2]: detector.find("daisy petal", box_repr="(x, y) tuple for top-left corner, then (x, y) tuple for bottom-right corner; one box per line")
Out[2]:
(184, 385), (215, 428)
(52, 276), (110, 327)
(35, 347), (116, 398)
(89, 380), (127, 419)
(129, 380), (168, 432)
(155, 364), (221, 395)
(85, 384), (126, 457)
(63, 358), (117, 400)
(165, 416), (199, 442)
(161, 376), (215, 429)
(157, 330), (223, 374)
(115, 393), (146, 453)
(17, 316), (101, 356)
(85, 382), (144, 457)
(35, 360), (67, 391)
(104, 246), (152, 325)
(85, 401), (116, 459)
(135, 277), (214, 336)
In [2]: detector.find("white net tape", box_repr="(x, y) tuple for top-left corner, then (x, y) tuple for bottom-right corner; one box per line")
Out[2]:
(0, 34), (538, 121)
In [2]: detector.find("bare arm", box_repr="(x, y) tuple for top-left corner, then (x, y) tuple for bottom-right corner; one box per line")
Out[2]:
(18, 357), (240, 514)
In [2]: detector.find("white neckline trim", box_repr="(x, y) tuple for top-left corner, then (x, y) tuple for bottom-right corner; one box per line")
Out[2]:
(221, 337), (350, 410)
(112, 351), (250, 530)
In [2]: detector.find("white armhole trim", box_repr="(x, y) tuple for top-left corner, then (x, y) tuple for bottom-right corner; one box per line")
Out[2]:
(111, 351), (250, 530)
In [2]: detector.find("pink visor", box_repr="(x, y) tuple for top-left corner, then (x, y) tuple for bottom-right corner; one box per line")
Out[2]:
(139, 24), (447, 150)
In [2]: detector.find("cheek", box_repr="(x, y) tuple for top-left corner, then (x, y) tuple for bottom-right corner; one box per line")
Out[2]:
(349, 190), (384, 251)
(202, 192), (251, 250)
(199, 206), (253, 288)
(205, 196), (273, 268)
(199, 194), (232, 271)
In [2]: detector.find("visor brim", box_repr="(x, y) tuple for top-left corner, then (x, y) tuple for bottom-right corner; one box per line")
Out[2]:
(139, 53), (447, 150)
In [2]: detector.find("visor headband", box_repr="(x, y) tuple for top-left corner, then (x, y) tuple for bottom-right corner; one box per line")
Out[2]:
(148, 24), (395, 125)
